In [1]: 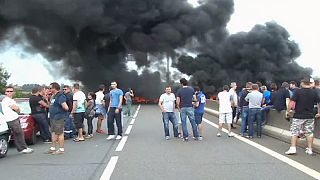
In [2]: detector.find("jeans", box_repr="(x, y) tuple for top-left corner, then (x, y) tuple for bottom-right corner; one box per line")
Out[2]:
(249, 108), (262, 137)
(7, 119), (28, 152)
(241, 106), (249, 135)
(31, 113), (51, 140)
(86, 116), (94, 135)
(180, 107), (199, 138)
(261, 105), (273, 125)
(107, 107), (123, 136)
(162, 112), (178, 137)
(231, 106), (237, 127)
(125, 100), (132, 116)
(64, 112), (75, 138)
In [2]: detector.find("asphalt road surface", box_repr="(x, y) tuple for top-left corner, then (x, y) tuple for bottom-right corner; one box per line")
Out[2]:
(1, 105), (319, 180)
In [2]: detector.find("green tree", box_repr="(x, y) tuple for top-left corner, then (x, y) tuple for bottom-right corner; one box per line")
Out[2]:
(0, 64), (10, 93)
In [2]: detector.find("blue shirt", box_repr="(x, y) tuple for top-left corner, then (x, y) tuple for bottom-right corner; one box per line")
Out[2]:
(110, 89), (124, 108)
(49, 92), (67, 120)
(195, 92), (206, 114)
(176, 87), (194, 108)
(263, 90), (271, 105)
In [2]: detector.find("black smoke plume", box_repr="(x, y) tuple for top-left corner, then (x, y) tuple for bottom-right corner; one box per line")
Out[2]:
(176, 22), (312, 93)
(0, 0), (234, 97)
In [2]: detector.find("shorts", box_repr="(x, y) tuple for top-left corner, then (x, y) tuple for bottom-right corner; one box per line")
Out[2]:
(73, 112), (85, 129)
(50, 118), (66, 135)
(290, 118), (314, 136)
(95, 104), (106, 117)
(195, 112), (204, 124)
(219, 113), (232, 124)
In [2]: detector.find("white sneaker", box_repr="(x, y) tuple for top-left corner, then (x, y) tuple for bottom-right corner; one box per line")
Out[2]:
(285, 146), (296, 155)
(228, 132), (234, 137)
(106, 135), (116, 140)
(305, 148), (314, 155)
(165, 136), (170, 140)
(217, 132), (221, 137)
(20, 148), (34, 154)
(115, 135), (122, 140)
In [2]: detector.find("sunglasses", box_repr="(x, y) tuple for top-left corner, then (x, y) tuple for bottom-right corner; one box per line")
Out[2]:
(6, 91), (14, 93)
(63, 88), (67, 90)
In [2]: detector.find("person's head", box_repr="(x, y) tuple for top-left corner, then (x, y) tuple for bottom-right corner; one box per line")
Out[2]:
(270, 83), (277, 91)
(39, 86), (46, 96)
(310, 78), (315, 88)
(194, 86), (201, 93)
(99, 84), (105, 91)
(315, 79), (320, 88)
(63, 85), (71, 93)
(223, 85), (229, 91)
(289, 81), (297, 89)
(255, 81), (262, 88)
(230, 82), (237, 90)
(5, 85), (15, 98)
(110, 81), (118, 89)
(165, 86), (172, 94)
(300, 77), (312, 88)
(87, 92), (96, 100)
(281, 82), (289, 89)
(50, 82), (60, 94)
(245, 82), (253, 89)
(260, 85), (267, 92)
(252, 84), (259, 91)
(31, 87), (40, 95)
(180, 78), (188, 86)
(73, 83), (80, 92)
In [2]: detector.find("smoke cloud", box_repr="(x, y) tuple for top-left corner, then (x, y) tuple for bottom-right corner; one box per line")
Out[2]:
(0, 0), (311, 96)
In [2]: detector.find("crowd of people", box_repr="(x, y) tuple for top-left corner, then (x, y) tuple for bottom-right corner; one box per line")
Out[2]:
(0, 81), (134, 155)
(158, 77), (320, 156)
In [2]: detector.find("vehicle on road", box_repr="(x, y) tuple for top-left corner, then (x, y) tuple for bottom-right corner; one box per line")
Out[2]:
(13, 98), (39, 145)
(0, 103), (10, 158)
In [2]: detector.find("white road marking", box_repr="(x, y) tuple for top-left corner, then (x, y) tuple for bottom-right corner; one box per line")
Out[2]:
(115, 136), (128, 152)
(129, 118), (136, 125)
(125, 125), (133, 135)
(203, 118), (320, 179)
(99, 156), (119, 180)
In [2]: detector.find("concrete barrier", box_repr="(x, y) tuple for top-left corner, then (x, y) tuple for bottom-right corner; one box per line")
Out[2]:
(205, 100), (320, 154)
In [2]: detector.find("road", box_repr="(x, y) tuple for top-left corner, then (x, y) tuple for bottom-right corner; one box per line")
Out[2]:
(1, 105), (319, 180)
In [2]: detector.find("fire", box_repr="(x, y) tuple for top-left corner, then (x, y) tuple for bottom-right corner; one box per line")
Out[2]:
(133, 97), (158, 104)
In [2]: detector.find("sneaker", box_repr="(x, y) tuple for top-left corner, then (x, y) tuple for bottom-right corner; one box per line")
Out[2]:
(106, 135), (116, 140)
(116, 135), (122, 140)
(183, 137), (189, 142)
(96, 130), (106, 134)
(52, 150), (65, 155)
(85, 134), (93, 139)
(285, 147), (297, 155)
(228, 133), (234, 137)
(45, 149), (56, 154)
(217, 132), (221, 137)
(305, 148), (315, 156)
(197, 136), (203, 141)
(165, 136), (170, 140)
(20, 148), (34, 154)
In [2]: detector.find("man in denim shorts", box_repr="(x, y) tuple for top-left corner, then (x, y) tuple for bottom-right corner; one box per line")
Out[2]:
(285, 78), (320, 155)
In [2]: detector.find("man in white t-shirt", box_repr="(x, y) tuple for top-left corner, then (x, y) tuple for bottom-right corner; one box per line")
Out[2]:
(1, 86), (33, 154)
(217, 85), (234, 137)
(95, 84), (106, 134)
(158, 86), (178, 140)
(72, 83), (86, 142)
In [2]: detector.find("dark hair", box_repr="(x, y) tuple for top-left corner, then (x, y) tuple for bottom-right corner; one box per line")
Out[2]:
(63, 85), (70, 89)
(289, 81), (297, 86)
(281, 82), (289, 88)
(255, 81), (262, 87)
(99, 84), (105, 91)
(50, 82), (60, 91)
(5, 85), (14, 90)
(88, 92), (96, 100)
(315, 80), (319, 86)
(194, 86), (201, 92)
(32, 87), (39, 94)
(73, 83), (80, 89)
(245, 82), (252, 89)
(300, 78), (311, 85)
(270, 83), (277, 91)
(180, 78), (188, 86)
(223, 85), (229, 91)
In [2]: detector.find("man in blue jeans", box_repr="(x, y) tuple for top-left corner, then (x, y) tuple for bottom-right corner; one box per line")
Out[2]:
(245, 84), (264, 138)
(159, 86), (178, 140)
(176, 78), (200, 141)
(239, 82), (252, 136)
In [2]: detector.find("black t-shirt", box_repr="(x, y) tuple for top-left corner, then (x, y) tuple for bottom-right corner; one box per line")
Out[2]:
(272, 88), (290, 111)
(176, 87), (194, 108)
(239, 89), (250, 107)
(292, 88), (320, 119)
(64, 92), (73, 112)
(29, 95), (46, 114)
(103, 93), (110, 109)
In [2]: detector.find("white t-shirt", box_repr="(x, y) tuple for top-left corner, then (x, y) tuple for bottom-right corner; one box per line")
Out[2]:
(95, 91), (104, 105)
(217, 91), (232, 113)
(1, 97), (19, 122)
(229, 88), (238, 107)
(159, 93), (176, 112)
(73, 91), (86, 113)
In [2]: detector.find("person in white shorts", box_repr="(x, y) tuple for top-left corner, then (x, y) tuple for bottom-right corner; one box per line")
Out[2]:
(217, 85), (234, 137)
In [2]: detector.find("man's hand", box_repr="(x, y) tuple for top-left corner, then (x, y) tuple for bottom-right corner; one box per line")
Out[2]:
(315, 113), (320, 118)
(115, 108), (120, 114)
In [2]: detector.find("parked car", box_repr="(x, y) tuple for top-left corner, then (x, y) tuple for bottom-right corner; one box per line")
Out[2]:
(0, 103), (10, 158)
(13, 98), (39, 145)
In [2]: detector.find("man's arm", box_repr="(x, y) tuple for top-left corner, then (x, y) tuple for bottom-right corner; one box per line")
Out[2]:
(158, 100), (165, 112)
(176, 97), (181, 111)
(39, 100), (49, 108)
(61, 102), (69, 111)
(316, 103), (320, 118)
(118, 95), (123, 108)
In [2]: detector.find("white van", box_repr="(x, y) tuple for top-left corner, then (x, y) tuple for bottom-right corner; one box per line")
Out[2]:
(0, 103), (10, 158)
